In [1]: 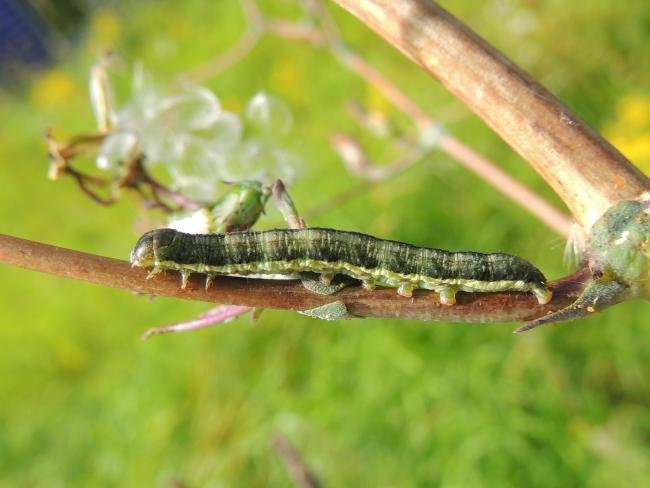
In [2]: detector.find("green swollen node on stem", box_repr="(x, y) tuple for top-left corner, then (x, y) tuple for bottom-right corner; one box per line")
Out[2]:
(517, 196), (650, 332)
(589, 197), (650, 300)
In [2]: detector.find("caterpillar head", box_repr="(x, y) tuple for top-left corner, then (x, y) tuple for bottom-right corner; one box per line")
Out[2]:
(130, 228), (183, 269)
(130, 230), (156, 268)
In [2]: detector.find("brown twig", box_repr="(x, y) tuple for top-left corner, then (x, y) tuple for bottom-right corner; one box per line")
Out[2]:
(437, 135), (573, 237)
(66, 166), (118, 205)
(265, 20), (328, 44)
(272, 434), (322, 488)
(333, 45), (572, 236)
(131, 160), (202, 210)
(330, 0), (650, 228)
(0, 232), (588, 325)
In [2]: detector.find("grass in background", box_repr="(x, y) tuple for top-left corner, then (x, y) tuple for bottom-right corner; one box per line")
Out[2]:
(0, 1), (648, 486)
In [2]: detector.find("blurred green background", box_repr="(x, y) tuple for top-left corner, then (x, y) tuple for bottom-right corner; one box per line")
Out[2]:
(0, 0), (649, 486)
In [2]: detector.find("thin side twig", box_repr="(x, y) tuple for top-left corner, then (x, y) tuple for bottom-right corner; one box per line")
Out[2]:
(141, 305), (251, 339)
(337, 47), (572, 236)
(437, 135), (572, 237)
(272, 434), (322, 488)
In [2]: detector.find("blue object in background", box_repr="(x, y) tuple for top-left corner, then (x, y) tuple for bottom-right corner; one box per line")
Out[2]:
(0, 0), (51, 81)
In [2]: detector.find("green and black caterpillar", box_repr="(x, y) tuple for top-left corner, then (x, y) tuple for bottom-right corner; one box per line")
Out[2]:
(130, 227), (552, 305)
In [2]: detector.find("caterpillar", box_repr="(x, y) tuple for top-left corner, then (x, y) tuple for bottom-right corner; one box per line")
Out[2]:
(130, 227), (552, 305)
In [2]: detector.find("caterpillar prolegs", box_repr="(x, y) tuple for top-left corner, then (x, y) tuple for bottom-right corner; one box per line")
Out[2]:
(130, 227), (552, 305)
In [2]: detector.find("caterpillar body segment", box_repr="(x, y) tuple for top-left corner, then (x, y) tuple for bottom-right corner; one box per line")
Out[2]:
(130, 227), (552, 305)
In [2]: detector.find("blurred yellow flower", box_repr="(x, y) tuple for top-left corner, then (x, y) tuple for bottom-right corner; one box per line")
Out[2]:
(271, 59), (304, 103)
(609, 134), (650, 162)
(221, 97), (242, 112)
(615, 95), (650, 128)
(30, 70), (76, 108)
(365, 84), (390, 115)
(54, 338), (89, 375)
(363, 85), (391, 136)
(169, 17), (189, 40)
(605, 94), (650, 175)
(90, 10), (121, 45)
